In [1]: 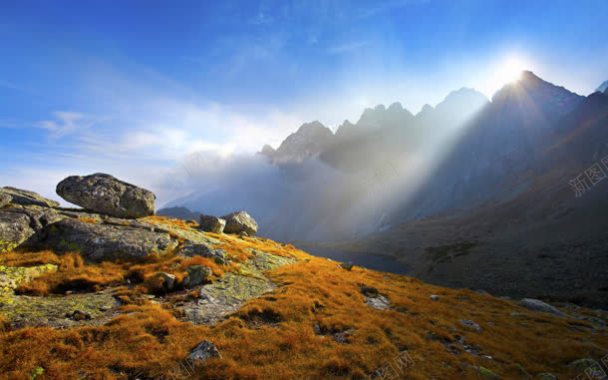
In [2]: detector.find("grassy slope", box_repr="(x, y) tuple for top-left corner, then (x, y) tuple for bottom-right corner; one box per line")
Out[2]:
(0, 220), (607, 379)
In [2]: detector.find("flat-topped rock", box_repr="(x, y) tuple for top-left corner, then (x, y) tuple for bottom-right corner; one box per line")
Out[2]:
(0, 187), (60, 208)
(56, 173), (155, 219)
(34, 218), (177, 261)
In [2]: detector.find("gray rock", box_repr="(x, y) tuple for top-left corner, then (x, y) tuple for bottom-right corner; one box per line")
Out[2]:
(154, 272), (177, 291)
(221, 211), (258, 235)
(360, 285), (391, 309)
(35, 218), (177, 261)
(199, 214), (226, 234)
(0, 187), (59, 208)
(460, 319), (482, 332)
(19, 206), (64, 232)
(187, 340), (221, 362)
(0, 192), (11, 208)
(365, 294), (391, 310)
(0, 210), (35, 251)
(178, 242), (229, 265)
(519, 298), (565, 317)
(183, 265), (212, 287)
(56, 173), (155, 218)
(430, 294), (440, 301)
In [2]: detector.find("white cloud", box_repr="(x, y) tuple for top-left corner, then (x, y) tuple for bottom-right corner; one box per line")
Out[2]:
(37, 111), (91, 138)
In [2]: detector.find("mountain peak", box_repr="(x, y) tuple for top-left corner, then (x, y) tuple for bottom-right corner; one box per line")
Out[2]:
(387, 102), (404, 111)
(597, 80), (608, 93)
(267, 121), (334, 164)
(295, 120), (330, 134)
(491, 71), (584, 116)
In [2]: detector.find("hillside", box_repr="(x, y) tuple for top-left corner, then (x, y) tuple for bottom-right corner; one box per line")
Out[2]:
(1, 181), (608, 379)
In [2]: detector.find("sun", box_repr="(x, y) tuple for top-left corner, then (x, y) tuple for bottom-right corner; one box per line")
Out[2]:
(496, 56), (527, 84)
(483, 55), (531, 96)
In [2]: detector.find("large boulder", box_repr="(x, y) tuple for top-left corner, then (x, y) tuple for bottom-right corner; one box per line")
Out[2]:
(0, 187), (59, 208)
(0, 210), (35, 252)
(199, 214), (226, 234)
(56, 173), (155, 219)
(221, 211), (258, 236)
(35, 218), (177, 261)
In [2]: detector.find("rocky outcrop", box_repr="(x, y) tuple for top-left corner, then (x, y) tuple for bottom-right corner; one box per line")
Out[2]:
(0, 187), (59, 208)
(178, 242), (228, 264)
(222, 211), (258, 236)
(56, 173), (155, 218)
(199, 214), (226, 234)
(0, 210), (36, 252)
(0, 192), (11, 208)
(182, 265), (212, 287)
(34, 218), (178, 261)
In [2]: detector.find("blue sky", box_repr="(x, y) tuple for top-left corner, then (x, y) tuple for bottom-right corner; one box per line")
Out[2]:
(1, 0), (607, 203)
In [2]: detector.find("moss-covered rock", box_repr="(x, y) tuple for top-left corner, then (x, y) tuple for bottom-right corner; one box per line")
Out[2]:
(0, 263), (58, 293)
(0, 211), (35, 252)
(34, 218), (179, 261)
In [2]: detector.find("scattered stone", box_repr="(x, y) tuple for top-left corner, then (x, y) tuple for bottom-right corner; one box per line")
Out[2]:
(312, 324), (354, 343)
(519, 298), (565, 317)
(430, 295), (440, 301)
(183, 265), (212, 288)
(178, 242), (229, 265)
(199, 215), (226, 234)
(34, 218), (178, 261)
(222, 211), (258, 236)
(66, 310), (92, 321)
(187, 340), (221, 362)
(360, 285), (391, 310)
(56, 173), (155, 219)
(340, 261), (354, 271)
(460, 319), (482, 332)
(0, 187), (59, 208)
(153, 272), (177, 291)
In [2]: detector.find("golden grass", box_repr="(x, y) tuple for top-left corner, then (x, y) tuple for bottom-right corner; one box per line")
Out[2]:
(5, 251), (230, 297)
(1, 236), (607, 379)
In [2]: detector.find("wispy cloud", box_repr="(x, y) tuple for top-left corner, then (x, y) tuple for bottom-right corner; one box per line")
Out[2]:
(37, 111), (92, 139)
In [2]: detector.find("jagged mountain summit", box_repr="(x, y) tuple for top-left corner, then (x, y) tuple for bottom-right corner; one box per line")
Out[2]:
(1, 181), (608, 379)
(597, 79), (608, 93)
(261, 121), (334, 164)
